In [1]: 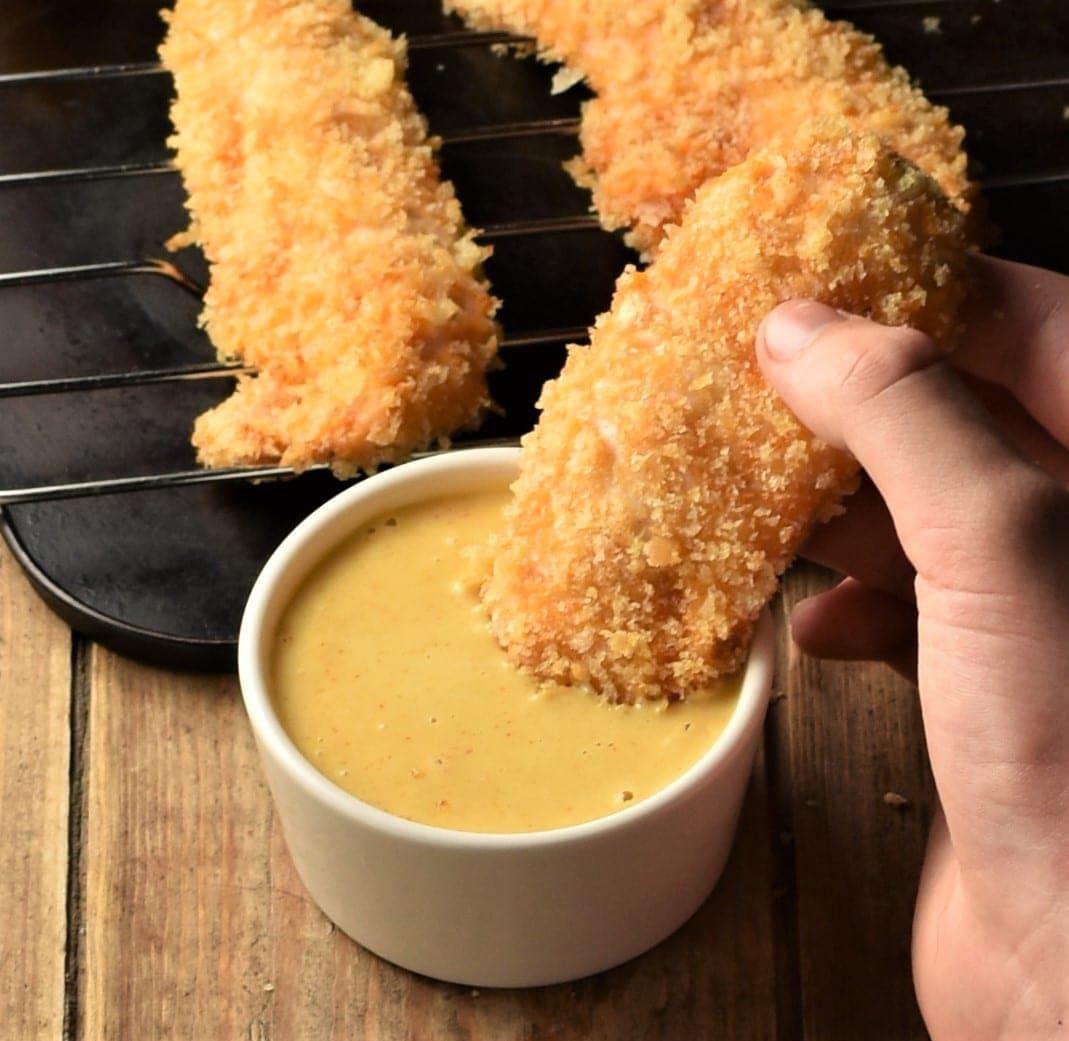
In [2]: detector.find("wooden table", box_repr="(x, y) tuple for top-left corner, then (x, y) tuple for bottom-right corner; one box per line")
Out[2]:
(2, 546), (937, 1040)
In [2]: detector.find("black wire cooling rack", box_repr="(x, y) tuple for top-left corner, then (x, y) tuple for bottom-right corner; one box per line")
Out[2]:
(1, 0), (1067, 668)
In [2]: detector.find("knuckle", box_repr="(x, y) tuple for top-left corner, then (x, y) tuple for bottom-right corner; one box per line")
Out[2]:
(962, 474), (1067, 570)
(992, 478), (1069, 555)
(913, 478), (1069, 596)
(833, 324), (941, 407)
(820, 322), (946, 441)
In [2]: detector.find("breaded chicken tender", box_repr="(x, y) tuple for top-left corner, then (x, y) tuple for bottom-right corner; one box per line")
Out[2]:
(446, 0), (972, 256)
(478, 123), (969, 703)
(161, 0), (498, 473)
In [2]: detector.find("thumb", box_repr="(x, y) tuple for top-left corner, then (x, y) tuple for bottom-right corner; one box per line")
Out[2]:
(755, 299), (1051, 588)
(757, 299), (1069, 867)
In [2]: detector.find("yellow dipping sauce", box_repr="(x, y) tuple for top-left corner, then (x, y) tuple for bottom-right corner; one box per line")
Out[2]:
(271, 484), (742, 833)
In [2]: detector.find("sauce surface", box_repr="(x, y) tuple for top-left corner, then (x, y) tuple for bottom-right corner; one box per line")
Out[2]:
(271, 485), (741, 832)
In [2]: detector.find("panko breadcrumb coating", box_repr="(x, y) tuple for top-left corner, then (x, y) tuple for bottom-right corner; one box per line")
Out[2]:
(478, 123), (969, 703)
(446, 0), (972, 256)
(160, 0), (498, 473)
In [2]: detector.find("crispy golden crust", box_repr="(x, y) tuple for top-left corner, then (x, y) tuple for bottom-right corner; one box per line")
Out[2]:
(446, 0), (972, 256)
(478, 124), (969, 702)
(161, 0), (498, 473)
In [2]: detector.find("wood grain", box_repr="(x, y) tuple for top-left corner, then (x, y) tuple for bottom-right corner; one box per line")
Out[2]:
(74, 642), (782, 1040)
(0, 544), (72, 1041)
(0, 538), (943, 1040)
(775, 565), (933, 1040)
(78, 652), (275, 1039)
(0, 546), (944, 1040)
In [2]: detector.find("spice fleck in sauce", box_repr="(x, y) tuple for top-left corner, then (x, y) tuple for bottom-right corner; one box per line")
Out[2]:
(271, 484), (741, 832)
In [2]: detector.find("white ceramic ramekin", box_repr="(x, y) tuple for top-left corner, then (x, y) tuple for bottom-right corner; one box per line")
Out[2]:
(239, 446), (774, 988)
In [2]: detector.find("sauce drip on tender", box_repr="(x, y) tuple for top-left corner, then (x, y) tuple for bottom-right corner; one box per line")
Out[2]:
(271, 485), (742, 833)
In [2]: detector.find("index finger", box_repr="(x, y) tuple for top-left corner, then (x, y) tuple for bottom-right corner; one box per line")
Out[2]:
(953, 255), (1069, 445)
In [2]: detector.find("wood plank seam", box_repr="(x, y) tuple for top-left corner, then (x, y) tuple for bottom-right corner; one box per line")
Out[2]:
(62, 637), (90, 1041)
(764, 595), (805, 1041)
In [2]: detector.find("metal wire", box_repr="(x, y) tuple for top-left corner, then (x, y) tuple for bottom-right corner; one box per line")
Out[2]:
(0, 325), (588, 402)
(0, 438), (524, 506)
(2, 17), (1067, 503)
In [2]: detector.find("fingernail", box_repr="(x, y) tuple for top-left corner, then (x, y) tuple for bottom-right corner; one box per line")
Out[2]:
(759, 300), (845, 361)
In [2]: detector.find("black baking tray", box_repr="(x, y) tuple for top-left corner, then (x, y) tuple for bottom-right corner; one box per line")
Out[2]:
(1, 0), (1067, 670)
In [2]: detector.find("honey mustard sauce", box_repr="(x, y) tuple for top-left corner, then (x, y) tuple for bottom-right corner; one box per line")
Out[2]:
(271, 486), (741, 833)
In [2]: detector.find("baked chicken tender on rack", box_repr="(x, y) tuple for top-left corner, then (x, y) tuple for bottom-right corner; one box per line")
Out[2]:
(477, 125), (969, 703)
(161, 0), (498, 473)
(446, 0), (972, 256)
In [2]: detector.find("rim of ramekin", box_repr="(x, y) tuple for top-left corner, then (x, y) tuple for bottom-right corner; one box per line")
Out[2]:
(238, 445), (775, 852)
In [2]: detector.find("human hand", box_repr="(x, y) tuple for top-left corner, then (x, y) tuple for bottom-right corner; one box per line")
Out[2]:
(755, 255), (1069, 1041)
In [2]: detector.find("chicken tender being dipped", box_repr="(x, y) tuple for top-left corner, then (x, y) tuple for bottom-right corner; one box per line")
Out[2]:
(446, 0), (972, 256)
(161, 0), (498, 473)
(477, 123), (970, 703)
